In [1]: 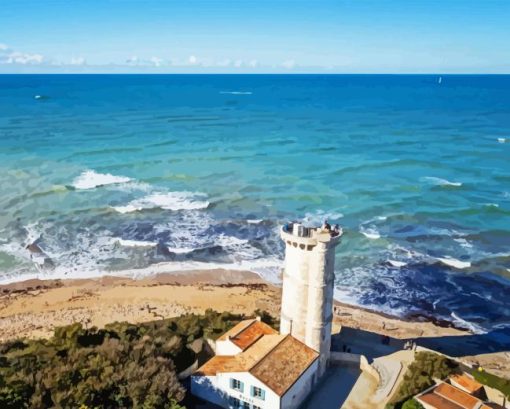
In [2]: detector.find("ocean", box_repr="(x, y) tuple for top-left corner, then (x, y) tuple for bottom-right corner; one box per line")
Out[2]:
(1, 74), (509, 334)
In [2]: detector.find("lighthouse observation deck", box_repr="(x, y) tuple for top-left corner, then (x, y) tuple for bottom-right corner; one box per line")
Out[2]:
(281, 222), (342, 248)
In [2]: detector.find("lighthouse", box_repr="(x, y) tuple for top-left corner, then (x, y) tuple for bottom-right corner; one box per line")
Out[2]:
(279, 222), (342, 378)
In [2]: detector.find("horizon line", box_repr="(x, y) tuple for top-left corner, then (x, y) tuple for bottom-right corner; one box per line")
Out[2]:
(1, 72), (510, 75)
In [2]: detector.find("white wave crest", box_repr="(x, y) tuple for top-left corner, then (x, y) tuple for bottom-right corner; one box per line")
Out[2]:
(167, 246), (196, 254)
(421, 176), (462, 187)
(247, 219), (263, 224)
(360, 226), (381, 240)
(112, 191), (209, 213)
(450, 312), (486, 334)
(436, 256), (471, 269)
(387, 259), (407, 267)
(497, 138), (506, 143)
(220, 91), (253, 95)
(73, 170), (132, 190)
(116, 239), (157, 248)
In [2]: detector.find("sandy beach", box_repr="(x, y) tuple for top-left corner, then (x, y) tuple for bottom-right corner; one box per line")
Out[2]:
(1, 269), (509, 378)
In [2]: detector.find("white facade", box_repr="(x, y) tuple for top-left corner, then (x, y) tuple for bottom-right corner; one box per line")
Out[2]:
(216, 338), (243, 356)
(191, 359), (319, 409)
(280, 225), (341, 377)
(280, 359), (319, 409)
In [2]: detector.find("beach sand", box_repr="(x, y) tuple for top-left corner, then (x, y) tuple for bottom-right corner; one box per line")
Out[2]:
(1, 269), (508, 378)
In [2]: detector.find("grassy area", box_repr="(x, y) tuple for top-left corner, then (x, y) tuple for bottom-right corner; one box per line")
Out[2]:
(471, 368), (510, 398)
(0, 309), (275, 409)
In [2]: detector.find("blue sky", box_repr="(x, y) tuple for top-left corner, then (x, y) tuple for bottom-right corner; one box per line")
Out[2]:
(1, 0), (509, 73)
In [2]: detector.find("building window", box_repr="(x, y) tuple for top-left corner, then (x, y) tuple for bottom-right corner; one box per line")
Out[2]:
(230, 378), (244, 392)
(253, 406), (262, 409)
(251, 386), (266, 400)
(229, 397), (252, 409)
(229, 396), (241, 408)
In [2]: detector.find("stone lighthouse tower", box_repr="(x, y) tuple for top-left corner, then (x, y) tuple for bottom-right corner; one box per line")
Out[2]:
(279, 222), (342, 378)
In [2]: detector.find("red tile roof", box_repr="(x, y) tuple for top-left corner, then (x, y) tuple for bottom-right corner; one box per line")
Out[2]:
(218, 319), (278, 351)
(450, 374), (483, 394)
(195, 334), (319, 396)
(418, 392), (465, 409)
(434, 383), (481, 409)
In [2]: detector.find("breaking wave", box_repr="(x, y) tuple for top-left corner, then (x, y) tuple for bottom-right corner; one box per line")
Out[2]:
(360, 226), (381, 240)
(112, 192), (210, 213)
(436, 257), (471, 269)
(421, 176), (462, 187)
(220, 91), (253, 95)
(72, 170), (132, 190)
(115, 239), (157, 248)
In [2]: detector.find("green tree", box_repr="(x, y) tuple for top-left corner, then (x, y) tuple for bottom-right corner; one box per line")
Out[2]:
(402, 398), (425, 409)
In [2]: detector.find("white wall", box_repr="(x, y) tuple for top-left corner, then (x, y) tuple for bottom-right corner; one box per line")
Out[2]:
(216, 339), (242, 356)
(280, 240), (311, 342)
(281, 359), (319, 409)
(191, 375), (226, 407)
(216, 371), (281, 409)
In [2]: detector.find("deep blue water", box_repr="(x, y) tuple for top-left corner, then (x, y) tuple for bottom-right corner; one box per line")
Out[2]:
(0, 74), (509, 332)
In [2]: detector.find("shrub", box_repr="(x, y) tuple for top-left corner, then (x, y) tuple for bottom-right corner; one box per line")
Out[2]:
(390, 351), (458, 406)
(402, 398), (425, 409)
(0, 309), (273, 408)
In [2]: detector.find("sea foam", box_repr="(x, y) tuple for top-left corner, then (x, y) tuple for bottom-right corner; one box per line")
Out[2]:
(422, 176), (462, 187)
(116, 239), (157, 248)
(112, 191), (209, 213)
(436, 256), (471, 269)
(220, 91), (253, 95)
(360, 226), (381, 240)
(72, 170), (132, 190)
(450, 312), (486, 334)
(387, 259), (407, 267)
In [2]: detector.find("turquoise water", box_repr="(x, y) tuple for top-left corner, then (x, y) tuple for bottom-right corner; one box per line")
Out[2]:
(1, 74), (509, 332)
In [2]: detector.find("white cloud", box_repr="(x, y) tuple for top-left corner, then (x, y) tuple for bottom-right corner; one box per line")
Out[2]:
(216, 59), (232, 67)
(281, 59), (296, 69)
(188, 55), (197, 65)
(0, 44), (45, 65)
(70, 57), (87, 65)
(150, 56), (163, 67)
(126, 55), (166, 67)
(248, 59), (258, 68)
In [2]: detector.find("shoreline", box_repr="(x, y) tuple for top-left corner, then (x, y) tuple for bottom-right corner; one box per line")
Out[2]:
(0, 269), (472, 339)
(0, 270), (476, 334)
(1, 269), (509, 378)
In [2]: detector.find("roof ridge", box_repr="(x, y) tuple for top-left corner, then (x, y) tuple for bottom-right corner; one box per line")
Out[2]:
(435, 383), (480, 409)
(229, 318), (256, 339)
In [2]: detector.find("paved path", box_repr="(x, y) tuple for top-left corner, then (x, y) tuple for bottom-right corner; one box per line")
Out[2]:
(304, 364), (361, 409)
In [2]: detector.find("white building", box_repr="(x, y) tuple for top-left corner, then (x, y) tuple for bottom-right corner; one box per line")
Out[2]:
(191, 222), (342, 409)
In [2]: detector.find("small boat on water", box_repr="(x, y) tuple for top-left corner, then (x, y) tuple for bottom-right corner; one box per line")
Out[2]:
(438, 76), (442, 84)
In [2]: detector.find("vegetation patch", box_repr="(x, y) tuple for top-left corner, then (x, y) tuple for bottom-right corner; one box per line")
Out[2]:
(401, 398), (424, 409)
(0, 309), (274, 408)
(471, 368), (510, 398)
(387, 351), (459, 409)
